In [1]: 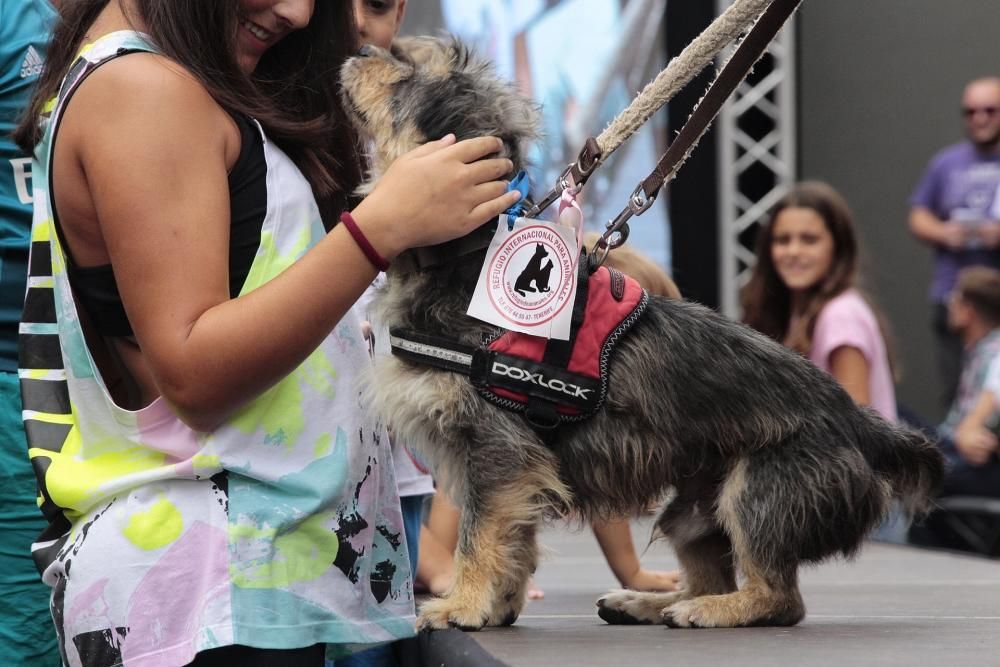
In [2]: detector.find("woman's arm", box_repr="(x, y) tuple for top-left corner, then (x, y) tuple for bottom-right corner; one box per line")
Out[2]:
(67, 55), (519, 430)
(828, 345), (872, 407)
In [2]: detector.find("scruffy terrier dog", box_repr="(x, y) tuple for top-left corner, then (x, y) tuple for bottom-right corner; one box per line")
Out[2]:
(340, 37), (944, 631)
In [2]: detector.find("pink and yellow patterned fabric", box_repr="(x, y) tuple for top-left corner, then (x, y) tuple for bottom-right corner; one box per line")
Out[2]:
(20, 31), (414, 667)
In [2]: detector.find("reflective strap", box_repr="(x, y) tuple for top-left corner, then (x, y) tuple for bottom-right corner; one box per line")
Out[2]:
(389, 330), (476, 375)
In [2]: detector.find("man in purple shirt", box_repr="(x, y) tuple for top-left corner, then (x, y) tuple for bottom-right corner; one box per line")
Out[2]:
(910, 76), (1000, 408)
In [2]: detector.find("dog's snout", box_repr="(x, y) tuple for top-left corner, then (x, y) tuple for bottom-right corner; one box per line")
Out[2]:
(358, 44), (376, 57)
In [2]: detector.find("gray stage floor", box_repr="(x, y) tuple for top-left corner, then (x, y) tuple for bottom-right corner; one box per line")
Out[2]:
(468, 520), (1000, 666)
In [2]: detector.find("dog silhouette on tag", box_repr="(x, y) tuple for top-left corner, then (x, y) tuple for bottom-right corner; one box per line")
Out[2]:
(514, 243), (554, 296)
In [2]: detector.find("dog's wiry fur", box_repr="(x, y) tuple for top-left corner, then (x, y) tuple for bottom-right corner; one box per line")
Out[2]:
(342, 38), (539, 197)
(341, 37), (944, 631)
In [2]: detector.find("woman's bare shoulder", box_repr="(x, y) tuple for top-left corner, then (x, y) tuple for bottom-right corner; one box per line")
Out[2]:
(63, 51), (235, 163)
(69, 51), (230, 131)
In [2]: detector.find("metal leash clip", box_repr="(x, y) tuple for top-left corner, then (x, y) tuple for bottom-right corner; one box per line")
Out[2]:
(524, 138), (602, 219)
(589, 184), (658, 271)
(523, 164), (576, 219)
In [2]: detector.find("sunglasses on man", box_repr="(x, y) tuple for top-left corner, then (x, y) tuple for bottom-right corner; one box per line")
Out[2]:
(963, 106), (1000, 118)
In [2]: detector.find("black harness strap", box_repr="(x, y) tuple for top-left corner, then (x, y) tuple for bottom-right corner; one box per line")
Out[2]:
(388, 328), (602, 417)
(526, 254), (592, 430)
(388, 329), (477, 375)
(388, 259), (649, 437)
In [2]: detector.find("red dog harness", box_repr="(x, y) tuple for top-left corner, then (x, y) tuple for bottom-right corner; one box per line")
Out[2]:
(390, 263), (648, 430)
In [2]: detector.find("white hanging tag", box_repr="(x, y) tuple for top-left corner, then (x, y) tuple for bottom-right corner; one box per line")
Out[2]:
(467, 214), (581, 340)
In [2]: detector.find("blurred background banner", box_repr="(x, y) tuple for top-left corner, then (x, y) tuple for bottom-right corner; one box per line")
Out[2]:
(403, 0), (672, 273)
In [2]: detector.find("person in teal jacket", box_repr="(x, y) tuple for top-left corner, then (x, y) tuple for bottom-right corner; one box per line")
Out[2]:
(0, 1), (61, 665)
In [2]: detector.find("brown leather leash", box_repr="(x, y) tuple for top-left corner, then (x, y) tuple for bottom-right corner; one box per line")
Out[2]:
(523, 0), (804, 271)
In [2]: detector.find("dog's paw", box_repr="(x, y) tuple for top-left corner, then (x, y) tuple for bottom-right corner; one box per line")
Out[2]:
(662, 598), (731, 628)
(662, 600), (702, 628)
(596, 589), (680, 625)
(487, 589), (524, 628)
(664, 592), (805, 628)
(417, 595), (490, 632)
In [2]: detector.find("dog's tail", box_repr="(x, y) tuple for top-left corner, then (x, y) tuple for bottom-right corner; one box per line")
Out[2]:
(855, 409), (944, 516)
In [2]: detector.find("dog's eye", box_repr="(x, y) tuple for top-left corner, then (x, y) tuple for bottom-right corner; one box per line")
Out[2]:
(389, 43), (413, 67)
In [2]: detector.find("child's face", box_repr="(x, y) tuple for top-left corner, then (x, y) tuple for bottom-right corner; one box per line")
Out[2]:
(236, 0), (315, 73)
(354, 0), (407, 50)
(770, 206), (835, 295)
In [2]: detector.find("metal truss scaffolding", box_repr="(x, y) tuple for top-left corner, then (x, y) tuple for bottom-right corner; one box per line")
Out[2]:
(715, 0), (797, 317)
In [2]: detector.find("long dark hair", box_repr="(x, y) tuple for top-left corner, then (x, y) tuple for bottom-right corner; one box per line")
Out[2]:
(14, 0), (363, 221)
(741, 181), (895, 371)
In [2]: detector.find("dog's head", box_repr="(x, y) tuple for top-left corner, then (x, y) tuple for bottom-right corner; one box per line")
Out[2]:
(340, 36), (541, 190)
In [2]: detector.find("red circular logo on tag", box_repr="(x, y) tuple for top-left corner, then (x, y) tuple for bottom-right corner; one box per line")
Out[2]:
(486, 224), (576, 327)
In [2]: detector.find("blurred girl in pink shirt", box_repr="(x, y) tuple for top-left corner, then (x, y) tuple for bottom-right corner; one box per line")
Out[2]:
(742, 181), (897, 422)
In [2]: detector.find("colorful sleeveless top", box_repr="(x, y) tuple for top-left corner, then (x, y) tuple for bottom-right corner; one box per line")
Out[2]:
(20, 32), (414, 667)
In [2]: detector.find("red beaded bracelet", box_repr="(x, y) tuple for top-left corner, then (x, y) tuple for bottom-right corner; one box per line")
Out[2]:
(339, 211), (390, 272)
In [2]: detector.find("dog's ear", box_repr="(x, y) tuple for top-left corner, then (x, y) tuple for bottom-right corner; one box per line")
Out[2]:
(445, 35), (472, 71)
(400, 35), (458, 77)
(401, 36), (541, 178)
(450, 38), (541, 171)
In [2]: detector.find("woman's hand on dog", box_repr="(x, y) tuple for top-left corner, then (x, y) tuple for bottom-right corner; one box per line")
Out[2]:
(351, 134), (522, 259)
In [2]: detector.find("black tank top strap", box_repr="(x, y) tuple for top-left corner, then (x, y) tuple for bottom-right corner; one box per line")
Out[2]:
(226, 113), (267, 298)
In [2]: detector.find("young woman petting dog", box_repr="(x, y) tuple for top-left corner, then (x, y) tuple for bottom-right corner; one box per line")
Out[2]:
(13, 1), (521, 665)
(742, 181), (898, 422)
